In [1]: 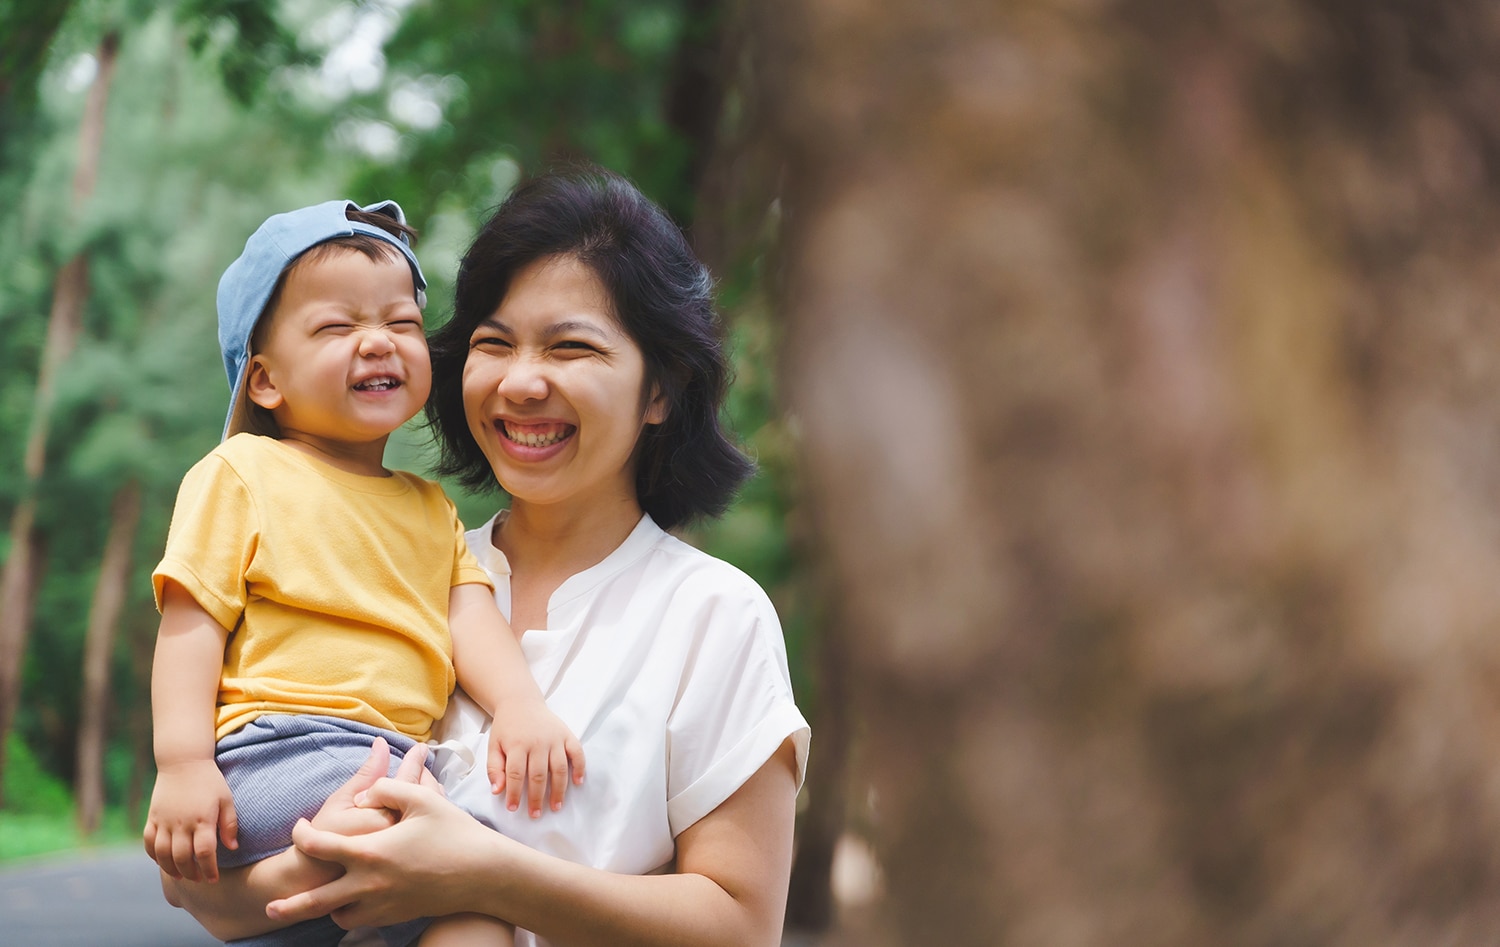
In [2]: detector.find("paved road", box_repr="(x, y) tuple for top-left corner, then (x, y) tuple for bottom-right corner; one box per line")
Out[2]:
(0, 847), (217, 946)
(0, 848), (834, 946)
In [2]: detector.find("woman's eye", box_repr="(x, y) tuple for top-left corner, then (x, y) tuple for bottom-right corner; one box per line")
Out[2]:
(555, 340), (597, 353)
(470, 335), (511, 350)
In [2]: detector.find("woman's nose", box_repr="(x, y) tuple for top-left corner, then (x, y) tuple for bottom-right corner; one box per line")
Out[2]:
(497, 357), (549, 402)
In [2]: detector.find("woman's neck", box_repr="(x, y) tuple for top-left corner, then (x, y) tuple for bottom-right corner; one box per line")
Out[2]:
(494, 494), (646, 581)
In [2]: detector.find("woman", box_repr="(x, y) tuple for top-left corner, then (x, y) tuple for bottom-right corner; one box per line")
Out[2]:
(168, 167), (810, 947)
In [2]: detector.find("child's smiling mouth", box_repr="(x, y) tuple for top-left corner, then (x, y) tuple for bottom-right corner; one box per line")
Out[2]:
(353, 375), (402, 392)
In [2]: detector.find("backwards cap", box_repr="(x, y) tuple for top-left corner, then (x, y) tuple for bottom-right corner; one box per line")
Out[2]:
(217, 199), (428, 440)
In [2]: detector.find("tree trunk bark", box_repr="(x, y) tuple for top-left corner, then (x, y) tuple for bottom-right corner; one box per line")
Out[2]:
(755, 1), (1500, 944)
(784, 610), (853, 932)
(74, 481), (142, 836)
(0, 29), (119, 798)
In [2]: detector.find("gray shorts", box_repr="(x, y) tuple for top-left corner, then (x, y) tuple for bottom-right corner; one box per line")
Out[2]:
(215, 714), (431, 947)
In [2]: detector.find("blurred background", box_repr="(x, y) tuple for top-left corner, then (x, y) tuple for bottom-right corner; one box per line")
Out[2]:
(10, 1), (1500, 945)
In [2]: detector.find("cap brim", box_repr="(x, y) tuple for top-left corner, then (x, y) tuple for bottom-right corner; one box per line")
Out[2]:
(223, 364), (260, 440)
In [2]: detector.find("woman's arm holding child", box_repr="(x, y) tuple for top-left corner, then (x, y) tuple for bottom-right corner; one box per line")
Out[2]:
(447, 583), (585, 817)
(143, 581), (237, 883)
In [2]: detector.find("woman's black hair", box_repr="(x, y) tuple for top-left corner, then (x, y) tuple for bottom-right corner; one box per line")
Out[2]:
(426, 166), (754, 530)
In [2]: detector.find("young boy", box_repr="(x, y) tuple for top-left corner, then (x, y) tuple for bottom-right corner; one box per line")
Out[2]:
(145, 200), (580, 946)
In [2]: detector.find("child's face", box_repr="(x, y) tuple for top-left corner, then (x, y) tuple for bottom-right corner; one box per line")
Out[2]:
(246, 249), (431, 451)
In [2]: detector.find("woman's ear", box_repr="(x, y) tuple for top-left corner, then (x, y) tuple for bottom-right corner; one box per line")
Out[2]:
(245, 355), (284, 412)
(643, 382), (669, 426)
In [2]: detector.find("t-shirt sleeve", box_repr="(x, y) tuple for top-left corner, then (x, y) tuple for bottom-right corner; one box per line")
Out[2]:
(447, 496), (494, 590)
(664, 579), (811, 837)
(151, 453), (258, 632)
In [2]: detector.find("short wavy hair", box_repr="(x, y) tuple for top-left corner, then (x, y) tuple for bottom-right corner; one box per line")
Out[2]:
(426, 167), (753, 530)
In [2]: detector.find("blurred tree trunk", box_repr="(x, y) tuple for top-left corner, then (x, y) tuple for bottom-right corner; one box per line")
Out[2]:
(756, 1), (1500, 944)
(784, 608), (853, 930)
(0, 29), (118, 800)
(74, 481), (142, 835)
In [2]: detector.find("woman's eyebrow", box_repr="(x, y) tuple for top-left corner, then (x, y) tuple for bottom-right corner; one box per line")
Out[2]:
(542, 319), (613, 341)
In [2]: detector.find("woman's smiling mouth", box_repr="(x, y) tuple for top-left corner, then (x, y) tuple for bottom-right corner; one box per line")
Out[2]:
(501, 420), (575, 447)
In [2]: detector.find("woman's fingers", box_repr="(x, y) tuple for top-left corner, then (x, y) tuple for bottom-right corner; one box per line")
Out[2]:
(393, 743), (428, 784)
(265, 824), (363, 923)
(355, 774), (438, 815)
(345, 737), (391, 796)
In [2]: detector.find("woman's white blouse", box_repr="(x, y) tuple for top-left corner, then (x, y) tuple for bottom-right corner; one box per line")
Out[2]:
(432, 511), (810, 945)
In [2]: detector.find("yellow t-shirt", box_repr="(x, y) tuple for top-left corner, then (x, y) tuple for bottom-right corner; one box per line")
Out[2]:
(152, 434), (492, 741)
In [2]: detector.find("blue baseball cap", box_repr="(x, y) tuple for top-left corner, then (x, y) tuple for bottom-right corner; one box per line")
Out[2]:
(217, 199), (428, 440)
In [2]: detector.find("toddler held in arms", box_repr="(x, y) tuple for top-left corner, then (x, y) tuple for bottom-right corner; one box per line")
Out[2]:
(144, 200), (584, 947)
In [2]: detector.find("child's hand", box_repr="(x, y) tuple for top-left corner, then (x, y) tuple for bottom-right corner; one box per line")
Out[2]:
(143, 760), (238, 882)
(486, 698), (585, 818)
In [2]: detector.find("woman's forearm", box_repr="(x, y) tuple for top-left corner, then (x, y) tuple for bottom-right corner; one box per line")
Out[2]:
(475, 846), (782, 947)
(481, 744), (797, 947)
(280, 741), (800, 947)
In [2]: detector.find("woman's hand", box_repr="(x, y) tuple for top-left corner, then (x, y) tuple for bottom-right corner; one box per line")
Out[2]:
(309, 738), (437, 838)
(159, 736), (439, 942)
(265, 778), (504, 930)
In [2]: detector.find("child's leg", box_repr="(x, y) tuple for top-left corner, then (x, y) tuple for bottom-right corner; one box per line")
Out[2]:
(417, 914), (514, 946)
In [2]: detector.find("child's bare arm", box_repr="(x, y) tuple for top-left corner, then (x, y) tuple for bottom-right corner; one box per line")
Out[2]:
(144, 581), (237, 882)
(448, 583), (585, 818)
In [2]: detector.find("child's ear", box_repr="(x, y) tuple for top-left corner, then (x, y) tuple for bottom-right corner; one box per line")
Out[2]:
(643, 383), (668, 426)
(245, 355), (283, 411)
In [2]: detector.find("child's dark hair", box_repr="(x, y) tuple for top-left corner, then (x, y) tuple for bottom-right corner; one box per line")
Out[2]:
(240, 208), (419, 437)
(426, 167), (754, 530)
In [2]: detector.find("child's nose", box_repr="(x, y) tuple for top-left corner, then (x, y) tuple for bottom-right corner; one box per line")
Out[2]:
(357, 326), (397, 356)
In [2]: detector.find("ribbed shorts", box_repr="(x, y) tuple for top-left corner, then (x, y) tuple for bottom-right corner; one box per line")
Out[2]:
(214, 713), (432, 947)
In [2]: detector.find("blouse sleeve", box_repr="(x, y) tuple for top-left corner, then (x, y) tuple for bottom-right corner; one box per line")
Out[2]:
(664, 578), (811, 837)
(151, 453), (259, 632)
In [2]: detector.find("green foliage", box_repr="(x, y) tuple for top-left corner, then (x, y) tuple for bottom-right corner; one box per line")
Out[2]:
(0, 731), (138, 859)
(175, 0), (310, 104)
(1, 733), (71, 815)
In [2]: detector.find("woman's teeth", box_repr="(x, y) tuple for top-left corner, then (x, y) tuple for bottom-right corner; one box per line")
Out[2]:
(503, 423), (570, 447)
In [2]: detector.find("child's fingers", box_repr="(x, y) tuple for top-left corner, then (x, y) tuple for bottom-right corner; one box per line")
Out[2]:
(504, 753), (525, 813)
(143, 820), (158, 861)
(566, 734), (586, 786)
(218, 798), (239, 851)
(486, 742), (506, 796)
(527, 750), (547, 818)
(193, 820), (221, 883)
(151, 826), (182, 879)
(548, 745), (570, 812)
(172, 826), (200, 882)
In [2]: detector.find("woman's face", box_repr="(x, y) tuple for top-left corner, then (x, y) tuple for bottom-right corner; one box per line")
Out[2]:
(462, 254), (665, 512)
